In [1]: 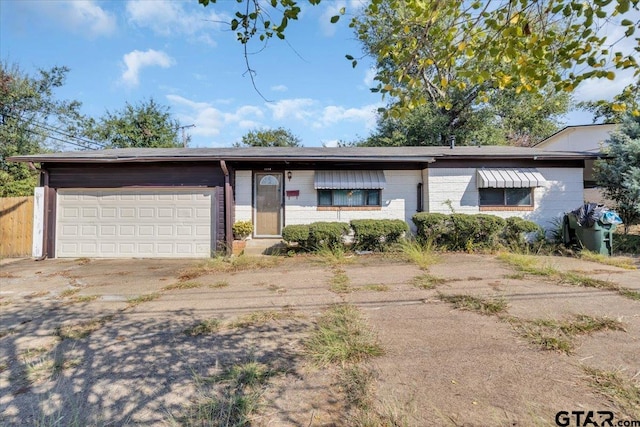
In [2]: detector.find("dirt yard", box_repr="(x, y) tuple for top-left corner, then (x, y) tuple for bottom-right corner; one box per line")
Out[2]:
(0, 251), (639, 426)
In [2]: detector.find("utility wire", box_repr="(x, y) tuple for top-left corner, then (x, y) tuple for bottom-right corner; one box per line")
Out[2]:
(2, 112), (106, 149)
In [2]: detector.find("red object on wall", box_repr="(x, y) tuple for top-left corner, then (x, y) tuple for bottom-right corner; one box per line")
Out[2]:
(286, 190), (300, 199)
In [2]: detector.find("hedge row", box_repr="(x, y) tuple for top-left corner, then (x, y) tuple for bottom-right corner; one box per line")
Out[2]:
(412, 213), (542, 250)
(282, 219), (409, 252)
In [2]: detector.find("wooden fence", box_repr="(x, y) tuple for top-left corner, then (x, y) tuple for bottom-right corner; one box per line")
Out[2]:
(0, 196), (33, 258)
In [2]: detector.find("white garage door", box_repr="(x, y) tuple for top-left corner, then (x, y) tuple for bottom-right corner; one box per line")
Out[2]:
(56, 188), (216, 258)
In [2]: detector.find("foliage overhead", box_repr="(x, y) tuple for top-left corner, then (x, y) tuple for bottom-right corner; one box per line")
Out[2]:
(355, 87), (569, 147)
(0, 62), (87, 196)
(198, 0), (640, 117)
(82, 98), (185, 149)
(235, 127), (302, 147)
(594, 114), (640, 233)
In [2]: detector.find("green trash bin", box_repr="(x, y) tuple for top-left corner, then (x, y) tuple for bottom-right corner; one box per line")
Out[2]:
(567, 213), (616, 256)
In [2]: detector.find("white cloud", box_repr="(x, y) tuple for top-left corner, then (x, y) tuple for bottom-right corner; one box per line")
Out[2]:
(166, 95), (265, 141)
(315, 104), (380, 130)
(271, 85), (288, 92)
(266, 99), (317, 121)
(363, 68), (377, 87)
(126, 0), (226, 45)
(121, 49), (175, 87)
(34, 0), (116, 37)
(322, 139), (340, 147)
(319, 1), (347, 37)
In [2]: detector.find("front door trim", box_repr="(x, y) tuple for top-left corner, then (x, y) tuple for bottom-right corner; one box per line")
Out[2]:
(253, 171), (283, 237)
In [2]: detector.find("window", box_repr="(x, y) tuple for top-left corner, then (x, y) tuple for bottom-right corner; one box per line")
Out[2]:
(479, 188), (532, 207)
(318, 189), (381, 207)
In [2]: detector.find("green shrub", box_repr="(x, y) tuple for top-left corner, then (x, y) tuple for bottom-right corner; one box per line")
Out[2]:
(502, 217), (542, 245)
(282, 224), (310, 247)
(412, 213), (450, 244)
(308, 222), (350, 249)
(350, 219), (409, 252)
(232, 220), (253, 240)
(474, 214), (507, 248)
(448, 214), (481, 250)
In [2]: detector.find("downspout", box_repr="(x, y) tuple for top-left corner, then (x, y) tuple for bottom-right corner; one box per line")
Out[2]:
(37, 168), (49, 261)
(220, 160), (233, 255)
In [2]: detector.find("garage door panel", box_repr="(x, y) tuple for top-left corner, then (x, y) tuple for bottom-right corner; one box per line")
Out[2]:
(57, 189), (215, 258)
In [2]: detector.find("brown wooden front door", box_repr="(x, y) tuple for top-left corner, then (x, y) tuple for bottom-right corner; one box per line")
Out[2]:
(254, 172), (282, 236)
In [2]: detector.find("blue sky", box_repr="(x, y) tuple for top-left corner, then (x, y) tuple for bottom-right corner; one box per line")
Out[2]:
(1, 0), (633, 149)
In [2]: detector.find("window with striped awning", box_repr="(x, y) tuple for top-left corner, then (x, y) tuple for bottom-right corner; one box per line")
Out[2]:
(314, 170), (386, 189)
(476, 168), (545, 188)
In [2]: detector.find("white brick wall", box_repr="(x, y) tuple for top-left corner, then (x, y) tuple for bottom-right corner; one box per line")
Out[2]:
(233, 170), (423, 231)
(427, 167), (584, 230)
(284, 170), (422, 227)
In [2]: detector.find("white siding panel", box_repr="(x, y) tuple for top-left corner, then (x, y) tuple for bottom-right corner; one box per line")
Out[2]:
(283, 170), (422, 228)
(427, 167), (584, 230)
(56, 188), (215, 258)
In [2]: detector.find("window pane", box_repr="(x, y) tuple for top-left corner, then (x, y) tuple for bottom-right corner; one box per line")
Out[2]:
(332, 190), (349, 205)
(367, 190), (380, 206)
(479, 188), (504, 205)
(318, 190), (332, 206)
(506, 188), (532, 206)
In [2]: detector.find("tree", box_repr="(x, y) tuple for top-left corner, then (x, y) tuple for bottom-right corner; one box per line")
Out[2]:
(235, 127), (301, 147)
(82, 99), (185, 148)
(0, 62), (87, 197)
(355, 87), (568, 147)
(594, 115), (640, 234)
(197, 0), (639, 116)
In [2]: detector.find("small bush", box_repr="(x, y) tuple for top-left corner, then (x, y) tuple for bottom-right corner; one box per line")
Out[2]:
(475, 214), (507, 247)
(502, 217), (542, 245)
(412, 213), (450, 244)
(232, 220), (253, 240)
(308, 222), (350, 249)
(350, 219), (409, 251)
(281, 224), (310, 247)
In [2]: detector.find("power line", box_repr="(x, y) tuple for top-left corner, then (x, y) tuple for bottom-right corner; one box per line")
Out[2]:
(2, 112), (106, 149)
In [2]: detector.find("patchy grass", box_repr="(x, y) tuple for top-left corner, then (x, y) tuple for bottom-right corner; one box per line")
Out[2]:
(583, 367), (640, 418)
(510, 315), (625, 354)
(162, 281), (202, 291)
(314, 245), (353, 266)
(557, 271), (618, 290)
(618, 288), (640, 301)
(177, 361), (277, 427)
(209, 280), (230, 289)
(503, 272), (527, 280)
(500, 253), (640, 301)
(360, 284), (390, 292)
(126, 292), (161, 308)
(266, 284), (286, 293)
(400, 240), (439, 270)
(330, 269), (351, 294)
(75, 257), (91, 265)
(70, 295), (98, 303)
(410, 273), (448, 290)
(497, 253), (557, 276)
(184, 318), (222, 336)
(179, 255), (281, 280)
(56, 315), (114, 340)
(305, 304), (384, 366)
(437, 293), (508, 316)
(228, 309), (302, 329)
(0, 298), (13, 307)
(579, 250), (637, 270)
(58, 288), (81, 299)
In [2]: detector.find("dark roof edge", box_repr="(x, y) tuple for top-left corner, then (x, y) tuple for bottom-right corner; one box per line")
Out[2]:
(7, 155), (439, 163)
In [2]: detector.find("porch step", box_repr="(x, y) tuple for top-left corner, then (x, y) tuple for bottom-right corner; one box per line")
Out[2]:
(242, 238), (287, 256)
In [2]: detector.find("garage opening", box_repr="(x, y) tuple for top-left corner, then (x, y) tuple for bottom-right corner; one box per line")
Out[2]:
(56, 188), (216, 258)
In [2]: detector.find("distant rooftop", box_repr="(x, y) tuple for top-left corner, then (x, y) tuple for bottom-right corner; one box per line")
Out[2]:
(8, 145), (602, 164)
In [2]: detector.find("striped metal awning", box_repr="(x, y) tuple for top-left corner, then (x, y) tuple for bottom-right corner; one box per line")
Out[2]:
(314, 170), (386, 189)
(477, 168), (546, 188)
